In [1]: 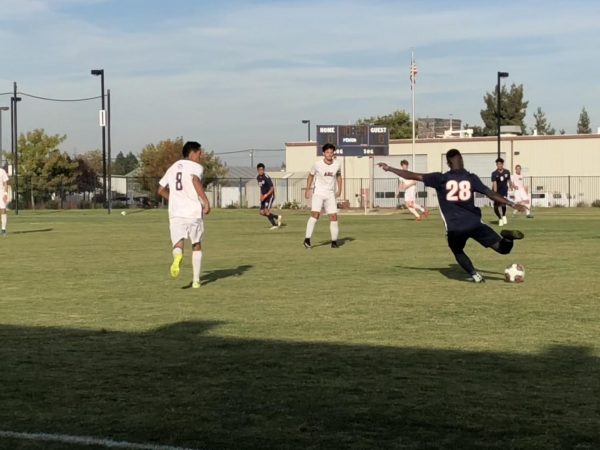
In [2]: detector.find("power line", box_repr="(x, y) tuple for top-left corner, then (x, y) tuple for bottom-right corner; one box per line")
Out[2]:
(0, 91), (101, 101)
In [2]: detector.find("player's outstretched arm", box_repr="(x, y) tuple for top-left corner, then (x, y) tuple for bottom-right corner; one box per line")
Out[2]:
(192, 176), (211, 215)
(483, 187), (526, 212)
(377, 163), (424, 182)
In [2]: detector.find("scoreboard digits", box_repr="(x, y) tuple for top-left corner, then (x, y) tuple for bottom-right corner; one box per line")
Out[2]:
(316, 125), (389, 156)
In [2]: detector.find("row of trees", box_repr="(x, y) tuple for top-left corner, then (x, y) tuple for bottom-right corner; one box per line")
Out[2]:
(357, 83), (594, 138)
(3, 130), (227, 205)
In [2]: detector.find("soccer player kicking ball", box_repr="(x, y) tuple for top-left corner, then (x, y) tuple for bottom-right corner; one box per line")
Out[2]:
(158, 141), (211, 289)
(0, 165), (9, 236)
(304, 143), (342, 249)
(256, 163), (282, 229)
(379, 149), (527, 283)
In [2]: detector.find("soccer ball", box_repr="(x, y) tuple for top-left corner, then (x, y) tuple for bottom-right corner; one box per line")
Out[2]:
(121, 211), (127, 216)
(504, 263), (525, 283)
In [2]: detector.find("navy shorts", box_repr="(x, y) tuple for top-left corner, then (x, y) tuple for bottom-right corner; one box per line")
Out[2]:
(260, 196), (274, 210)
(447, 223), (501, 253)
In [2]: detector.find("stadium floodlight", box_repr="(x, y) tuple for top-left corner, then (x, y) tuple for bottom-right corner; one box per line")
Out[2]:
(497, 71), (509, 159)
(91, 69), (107, 209)
(301, 119), (311, 141)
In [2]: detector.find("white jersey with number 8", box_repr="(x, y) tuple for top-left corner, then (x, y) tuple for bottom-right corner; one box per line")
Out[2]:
(159, 159), (204, 219)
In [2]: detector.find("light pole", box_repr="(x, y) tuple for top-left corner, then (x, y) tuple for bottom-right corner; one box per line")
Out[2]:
(497, 71), (509, 159)
(301, 119), (311, 141)
(91, 69), (107, 207)
(0, 106), (8, 164)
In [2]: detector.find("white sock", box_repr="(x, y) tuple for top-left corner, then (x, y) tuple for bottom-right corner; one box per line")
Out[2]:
(305, 217), (317, 239)
(192, 250), (202, 283)
(414, 204), (425, 213)
(1, 214), (6, 230)
(407, 206), (420, 218)
(172, 247), (183, 258)
(330, 221), (339, 241)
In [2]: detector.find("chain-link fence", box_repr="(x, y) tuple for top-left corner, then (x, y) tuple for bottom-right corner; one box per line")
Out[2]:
(5, 175), (600, 210)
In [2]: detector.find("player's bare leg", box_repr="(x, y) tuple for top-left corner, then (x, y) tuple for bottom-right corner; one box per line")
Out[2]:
(0, 208), (7, 236)
(406, 201), (421, 220)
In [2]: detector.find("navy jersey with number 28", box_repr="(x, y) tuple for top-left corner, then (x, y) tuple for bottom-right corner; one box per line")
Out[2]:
(423, 169), (489, 232)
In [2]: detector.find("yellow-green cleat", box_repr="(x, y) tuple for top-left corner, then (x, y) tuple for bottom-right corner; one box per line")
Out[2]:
(170, 254), (183, 278)
(192, 281), (201, 289)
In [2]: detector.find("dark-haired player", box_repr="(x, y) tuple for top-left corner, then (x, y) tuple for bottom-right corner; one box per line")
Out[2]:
(256, 163), (282, 230)
(492, 158), (511, 226)
(158, 141), (211, 289)
(379, 149), (526, 283)
(304, 143), (342, 249)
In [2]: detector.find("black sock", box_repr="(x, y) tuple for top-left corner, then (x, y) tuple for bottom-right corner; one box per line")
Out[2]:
(266, 215), (275, 225)
(454, 252), (476, 275)
(268, 214), (277, 225)
(501, 205), (507, 216)
(494, 203), (502, 219)
(493, 238), (514, 255)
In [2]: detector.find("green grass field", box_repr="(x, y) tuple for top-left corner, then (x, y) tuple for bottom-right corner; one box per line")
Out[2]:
(0, 207), (599, 449)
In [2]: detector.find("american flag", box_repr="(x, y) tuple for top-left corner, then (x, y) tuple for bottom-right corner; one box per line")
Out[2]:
(410, 58), (418, 88)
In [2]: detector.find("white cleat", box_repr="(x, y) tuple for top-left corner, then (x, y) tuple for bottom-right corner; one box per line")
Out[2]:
(270, 225), (278, 230)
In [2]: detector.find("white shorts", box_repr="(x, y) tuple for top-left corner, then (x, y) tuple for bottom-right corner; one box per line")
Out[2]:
(404, 188), (416, 204)
(311, 193), (338, 215)
(169, 217), (204, 246)
(513, 190), (530, 204)
(0, 193), (8, 209)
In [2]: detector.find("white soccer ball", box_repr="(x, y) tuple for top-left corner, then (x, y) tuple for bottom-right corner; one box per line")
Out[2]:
(121, 211), (127, 216)
(504, 263), (525, 283)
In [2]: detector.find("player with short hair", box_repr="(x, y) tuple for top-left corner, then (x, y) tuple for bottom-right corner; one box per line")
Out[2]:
(379, 149), (526, 283)
(158, 141), (211, 289)
(492, 158), (511, 226)
(256, 163), (282, 230)
(304, 143), (342, 249)
(397, 159), (429, 220)
(0, 165), (9, 236)
(511, 164), (533, 218)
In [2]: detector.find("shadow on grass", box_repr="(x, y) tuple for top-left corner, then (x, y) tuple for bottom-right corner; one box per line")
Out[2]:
(397, 264), (505, 282)
(311, 236), (356, 248)
(201, 264), (253, 285)
(0, 321), (598, 449)
(10, 228), (53, 235)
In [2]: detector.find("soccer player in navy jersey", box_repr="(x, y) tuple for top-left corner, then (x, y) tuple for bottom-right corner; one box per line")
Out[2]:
(256, 163), (282, 230)
(378, 149), (526, 283)
(491, 158), (511, 226)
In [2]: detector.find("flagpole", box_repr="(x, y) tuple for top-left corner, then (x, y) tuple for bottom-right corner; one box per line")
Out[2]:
(411, 50), (416, 169)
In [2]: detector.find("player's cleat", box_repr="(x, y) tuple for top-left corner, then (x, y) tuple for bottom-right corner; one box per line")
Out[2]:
(170, 254), (183, 278)
(501, 229), (525, 241)
(471, 272), (485, 283)
(415, 216), (422, 221)
(0, 229), (6, 237)
(422, 210), (430, 218)
(502, 216), (508, 226)
(277, 215), (283, 227)
(331, 240), (339, 248)
(526, 214), (534, 219)
(303, 238), (311, 249)
(498, 218), (504, 226)
(192, 281), (201, 289)
(270, 225), (278, 230)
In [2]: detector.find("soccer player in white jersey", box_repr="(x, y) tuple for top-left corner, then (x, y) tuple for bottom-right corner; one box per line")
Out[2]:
(0, 164), (9, 236)
(304, 143), (342, 249)
(511, 164), (533, 218)
(158, 141), (211, 289)
(396, 159), (429, 221)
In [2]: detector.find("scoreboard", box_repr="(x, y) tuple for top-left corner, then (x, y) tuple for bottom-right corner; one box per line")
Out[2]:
(316, 124), (389, 156)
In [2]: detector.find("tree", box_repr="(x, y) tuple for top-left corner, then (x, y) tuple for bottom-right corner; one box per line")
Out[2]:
(112, 151), (139, 175)
(42, 150), (78, 204)
(139, 137), (227, 193)
(577, 107), (592, 134)
(79, 149), (103, 174)
(463, 123), (485, 137)
(74, 155), (99, 195)
(480, 83), (528, 135)
(531, 107), (555, 135)
(356, 110), (412, 139)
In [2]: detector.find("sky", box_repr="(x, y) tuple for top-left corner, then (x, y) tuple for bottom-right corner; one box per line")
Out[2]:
(1, 0), (599, 167)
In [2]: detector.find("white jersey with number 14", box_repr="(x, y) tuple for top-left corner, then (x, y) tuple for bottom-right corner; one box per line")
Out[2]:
(159, 159), (204, 219)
